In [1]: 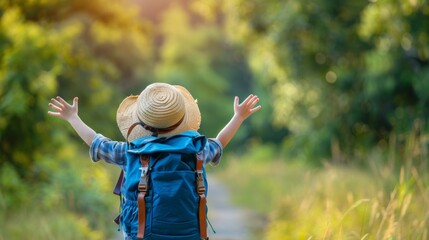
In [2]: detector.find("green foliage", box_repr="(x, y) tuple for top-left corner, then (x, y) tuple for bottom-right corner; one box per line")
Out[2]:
(154, 4), (229, 137)
(223, 0), (429, 162)
(0, 0), (154, 177)
(4, 0), (429, 238)
(138, 0), (276, 149)
(152, 3), (261, 141)
(0, 7), (74, 176)
(0, 149), (118, 239)
(0, 163), (28, 207)
(0, 0), (153, 238)
(0, 209), (107, 240)
(41, 160), (117, 228)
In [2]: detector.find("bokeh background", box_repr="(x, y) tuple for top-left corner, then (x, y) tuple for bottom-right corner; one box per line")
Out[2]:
(1, 0), (429, 239)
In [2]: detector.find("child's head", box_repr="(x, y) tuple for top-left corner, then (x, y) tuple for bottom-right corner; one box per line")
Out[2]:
(116, 82), (201, 141)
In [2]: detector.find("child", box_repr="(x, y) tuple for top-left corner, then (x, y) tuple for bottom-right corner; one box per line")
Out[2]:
(48, 82), (261, 239)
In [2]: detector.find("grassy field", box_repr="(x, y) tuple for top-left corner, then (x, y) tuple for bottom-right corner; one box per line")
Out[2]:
(1, 134), (428, 240)
(214, 145), (429, 240)
(0, 149), (120, 240)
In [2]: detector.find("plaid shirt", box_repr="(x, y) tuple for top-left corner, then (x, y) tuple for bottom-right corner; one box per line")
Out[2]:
(89, 133), (223, 168)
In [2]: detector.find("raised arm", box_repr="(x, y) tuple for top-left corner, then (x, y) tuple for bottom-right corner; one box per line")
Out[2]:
(216, 94), (261, 148)
(48, 96), (96, 146)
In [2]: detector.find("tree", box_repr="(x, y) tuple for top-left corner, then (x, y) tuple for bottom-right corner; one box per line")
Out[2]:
(0, 8), (76, 177)
(0, 0), (154, 178)
(223, 0), (429, 161)
(154, 3), (261, 143)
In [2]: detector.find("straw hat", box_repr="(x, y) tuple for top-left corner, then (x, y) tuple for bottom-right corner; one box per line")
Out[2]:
(116, 83), (201, 141)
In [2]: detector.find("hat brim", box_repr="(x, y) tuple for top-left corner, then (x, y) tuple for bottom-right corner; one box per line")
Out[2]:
(116, 85), (201, 141)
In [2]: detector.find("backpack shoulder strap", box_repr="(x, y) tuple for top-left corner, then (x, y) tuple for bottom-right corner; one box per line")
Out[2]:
(113, 170), (124, 225)
(196, 155), (208, 239)
(113, 170), (124, 196)
(137, 154), (150, 239)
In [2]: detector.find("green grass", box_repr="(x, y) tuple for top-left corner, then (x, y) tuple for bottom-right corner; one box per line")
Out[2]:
(0, 208), (105, 240)
(214, 146), (429, 239)
(0, 147), (120, 240)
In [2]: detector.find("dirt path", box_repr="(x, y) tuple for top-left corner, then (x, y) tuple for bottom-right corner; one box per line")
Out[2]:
(207, 175), (253, 240)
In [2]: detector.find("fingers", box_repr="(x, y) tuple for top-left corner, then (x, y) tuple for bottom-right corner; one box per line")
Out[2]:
(242, 94), (253, 103)
(48, 97), (64, 113)
(250, 104), (262, 113)
(48, 101), (62, 112)
(48, 97), (64, 118)
(56, 96), (70, 107)
(47, 111), (61, 117)
(235, 94), (261, 116)
(50, 97), (64, 108)
(49, 96), (77, 109)
(47, 96), (77, 117)
(248, 95), (259, 107)
(73, 97), (79, 111)
(242, 94), (259, 108)
(242, 94), (261, 113)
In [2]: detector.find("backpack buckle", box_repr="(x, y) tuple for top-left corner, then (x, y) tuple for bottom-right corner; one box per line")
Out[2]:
(196, 170), (205, 194)
(138, 166), (149, 192)
(139, 166), (149, 177)
(138, 176), (148, 191)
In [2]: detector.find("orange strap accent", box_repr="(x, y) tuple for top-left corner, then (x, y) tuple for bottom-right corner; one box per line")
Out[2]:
(196, 155), (208, 239)
(137, 155), (150, 239)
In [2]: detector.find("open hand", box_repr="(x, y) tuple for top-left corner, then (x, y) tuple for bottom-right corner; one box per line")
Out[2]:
(48, 96), (79, 121)
(234, 94), (261, 121)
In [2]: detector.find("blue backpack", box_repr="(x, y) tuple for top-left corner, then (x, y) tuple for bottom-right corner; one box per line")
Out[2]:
(113, 131), (210, 240)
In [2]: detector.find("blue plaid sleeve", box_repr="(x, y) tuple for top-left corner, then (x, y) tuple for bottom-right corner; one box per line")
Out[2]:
(89, 134), (128, 167)
(199, 138), (223, 166)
